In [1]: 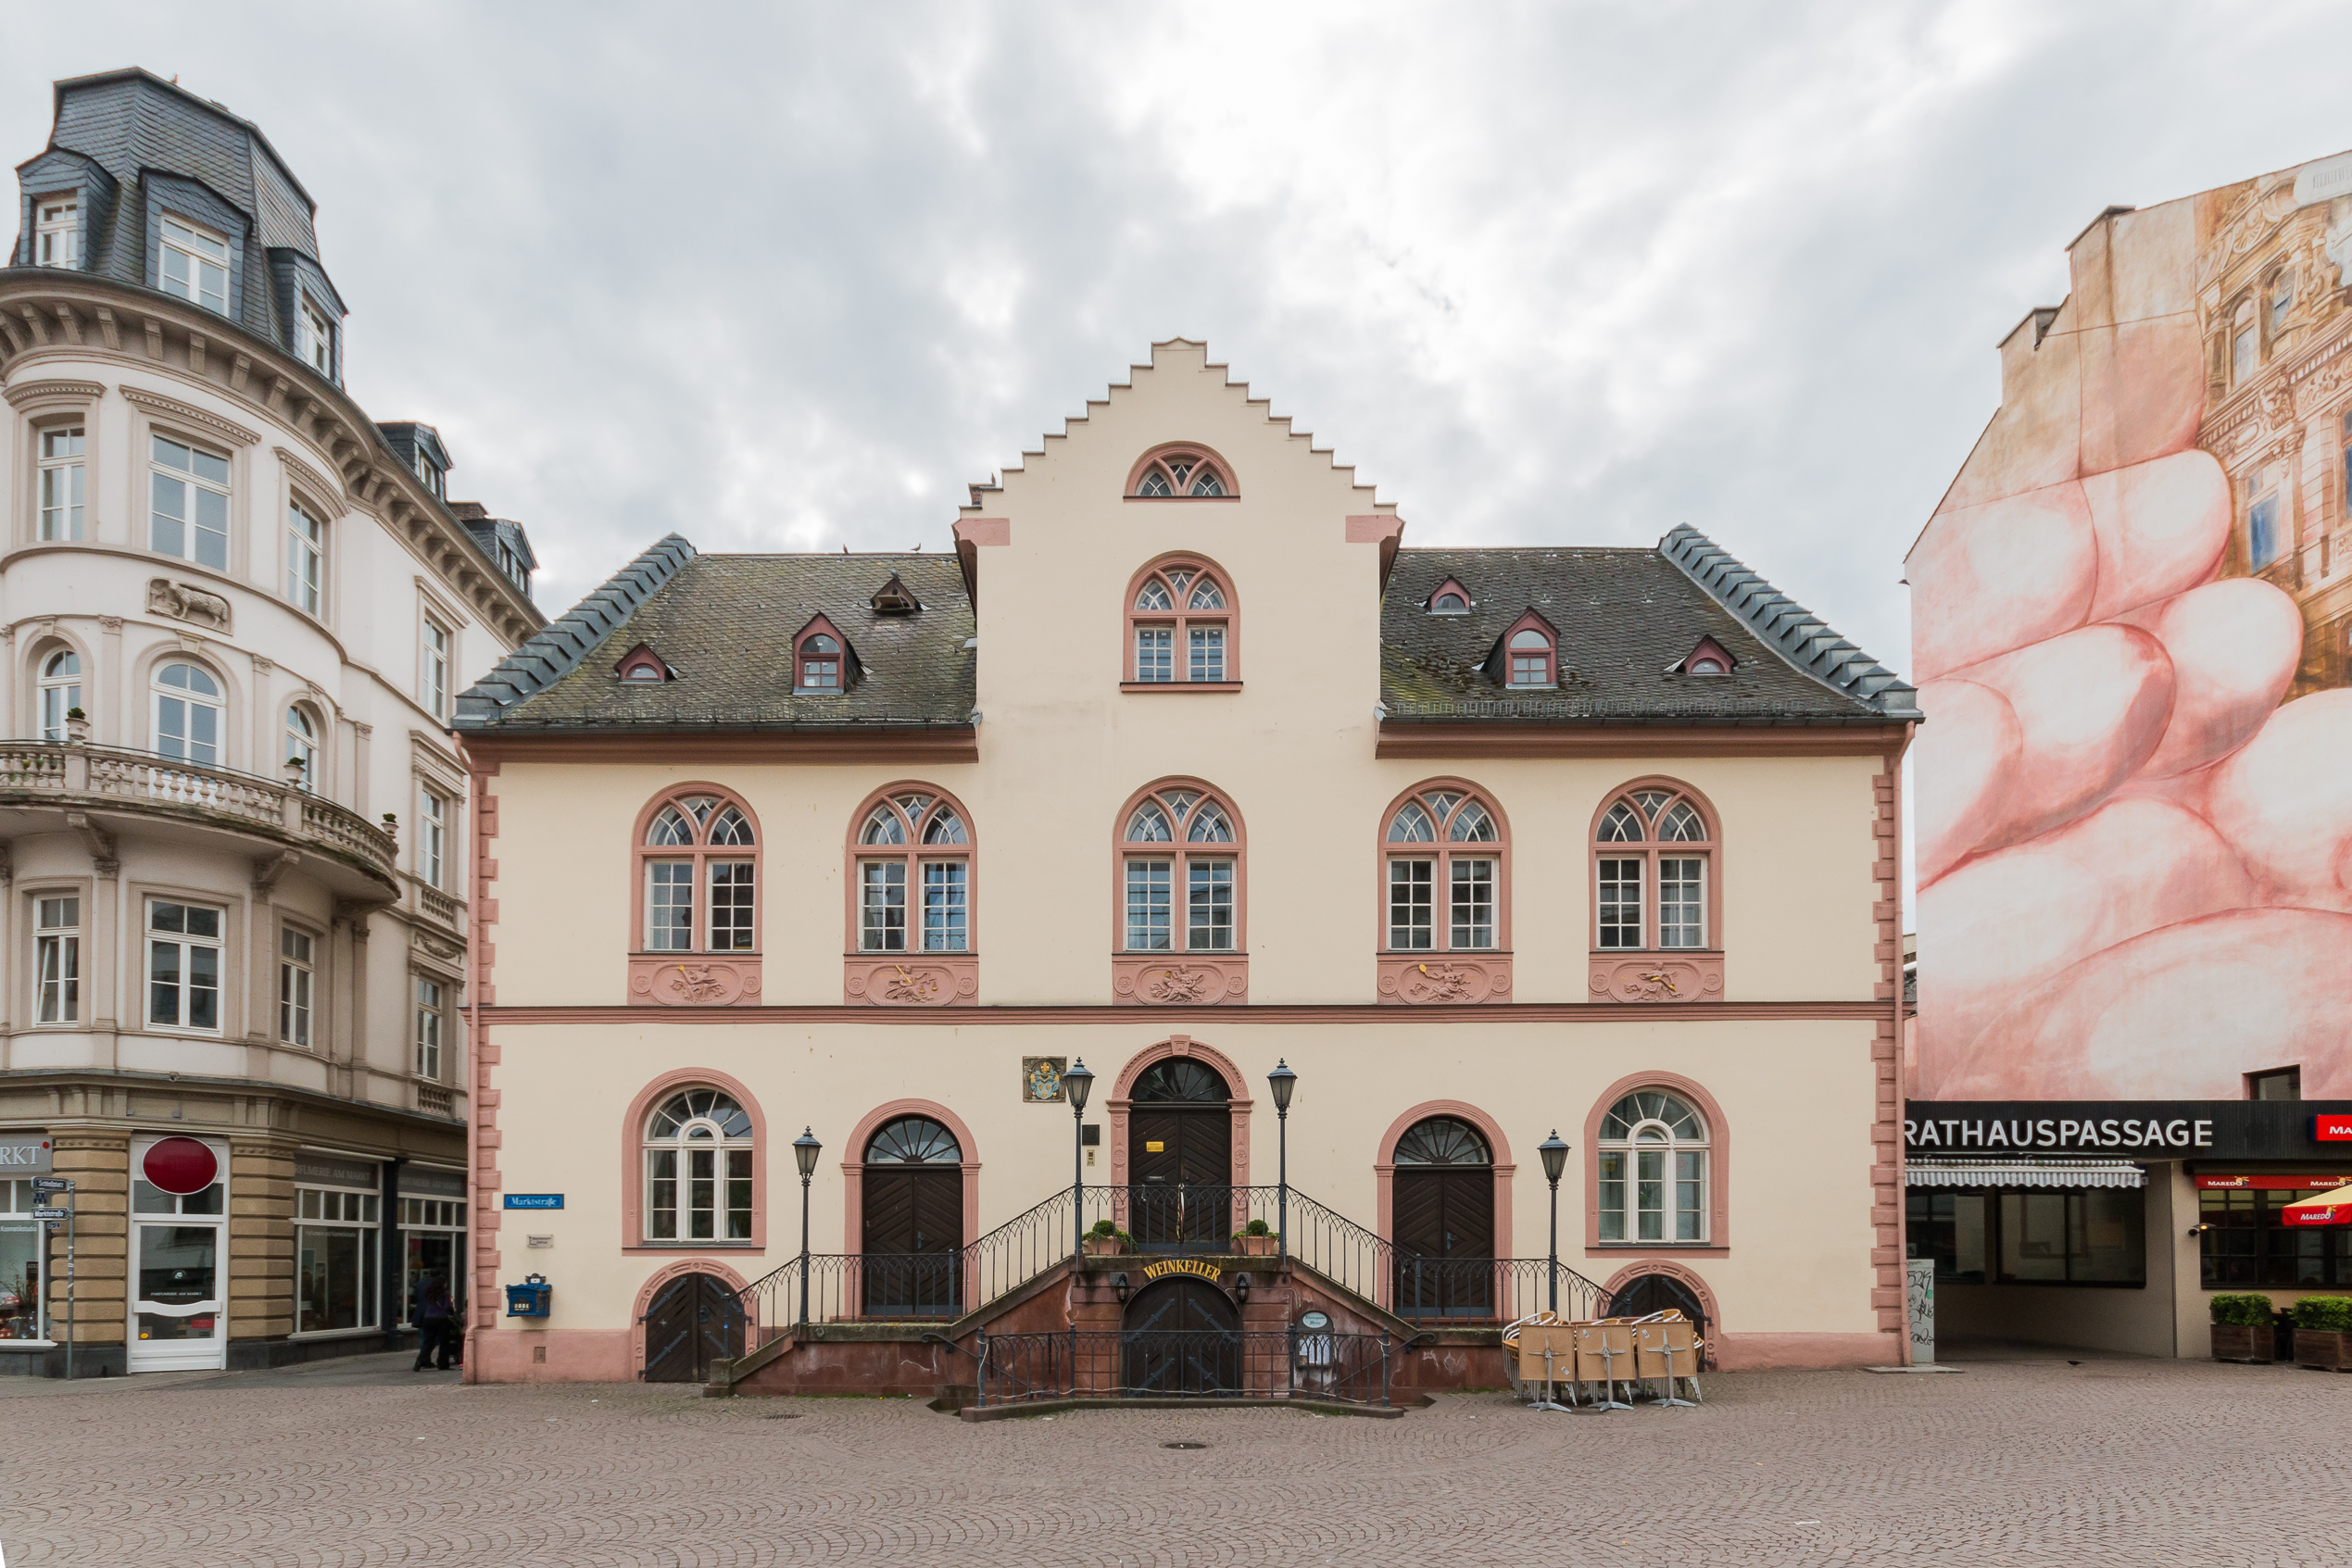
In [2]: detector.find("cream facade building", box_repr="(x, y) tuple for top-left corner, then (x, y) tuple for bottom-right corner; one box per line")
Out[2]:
(459, 341), (1919, 1394)
(0, 69), (539, 1374)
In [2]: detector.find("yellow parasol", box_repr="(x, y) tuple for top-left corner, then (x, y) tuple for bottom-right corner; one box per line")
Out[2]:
(2281, 1185), (2352, 1227)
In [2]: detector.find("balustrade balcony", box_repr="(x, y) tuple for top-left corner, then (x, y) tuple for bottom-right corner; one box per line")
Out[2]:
(0, 738), (401, 897)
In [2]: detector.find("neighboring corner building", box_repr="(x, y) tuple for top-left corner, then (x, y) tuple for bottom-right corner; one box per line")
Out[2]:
(1905, 148), (2352, 1357)
(0, 68), (544, 1374)
(456, 338), (1918, 1398)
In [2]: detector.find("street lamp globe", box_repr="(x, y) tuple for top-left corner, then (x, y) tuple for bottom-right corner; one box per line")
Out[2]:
(1063, 1058), (1094, 1114)
(1266, 1059), (1297, 1113)
(1539, 1130), (1569, 1187)
(793, 1126), (822, 1180)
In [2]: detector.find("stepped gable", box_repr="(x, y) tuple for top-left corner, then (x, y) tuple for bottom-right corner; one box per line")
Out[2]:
(456, 545), (975, 733)
(957, 337), (1394, 518)
(1380, 528), (1918, 727)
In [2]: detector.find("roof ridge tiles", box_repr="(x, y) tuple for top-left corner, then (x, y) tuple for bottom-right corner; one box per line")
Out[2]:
(1655, 524), (1920, 721)
(454, 533), (697, 729)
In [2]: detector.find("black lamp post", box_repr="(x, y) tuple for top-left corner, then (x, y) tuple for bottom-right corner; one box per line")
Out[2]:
(1539, 1130), (1570, 1313)
(1063, 1058), (1094, 1263)
(1267, 1060), (1297, 1263)
(793, 1126), (822, 1328)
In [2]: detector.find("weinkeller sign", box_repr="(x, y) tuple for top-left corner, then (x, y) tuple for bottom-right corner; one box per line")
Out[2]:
(1905, 1101), (2352, 1160)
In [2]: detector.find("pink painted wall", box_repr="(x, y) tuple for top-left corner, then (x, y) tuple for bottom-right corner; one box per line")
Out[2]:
(1909, 149), (2352, 1100)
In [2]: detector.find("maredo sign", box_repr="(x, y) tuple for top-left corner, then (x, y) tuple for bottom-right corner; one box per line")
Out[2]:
(1906, 1101), (2352, 1160)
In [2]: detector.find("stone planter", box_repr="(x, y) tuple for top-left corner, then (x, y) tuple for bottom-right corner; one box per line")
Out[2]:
(1231, 1234), (1277, 1258)
(1083, 1237), (1125, 1257)
(2293, 1329), (2352, 1371)
(2211, 1323), (2274, 1363)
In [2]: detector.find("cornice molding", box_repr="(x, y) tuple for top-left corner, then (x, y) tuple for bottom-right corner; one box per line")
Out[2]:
(458, 727), (981, 767)
(1374, 721), (1909, 759)
(4, 377), (104, 408)
(274, 445), (339, 507)
(481, 998), (1889, 1026)
(120, 383), (260, 446)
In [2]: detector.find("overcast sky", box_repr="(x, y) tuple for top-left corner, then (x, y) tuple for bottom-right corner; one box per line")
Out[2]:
(12, 2), (2352, 673)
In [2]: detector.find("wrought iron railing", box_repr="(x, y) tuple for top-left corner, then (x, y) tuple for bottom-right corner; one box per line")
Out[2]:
(736, 1181), (1611, 1347)
(975, 1326), (1402, 1407)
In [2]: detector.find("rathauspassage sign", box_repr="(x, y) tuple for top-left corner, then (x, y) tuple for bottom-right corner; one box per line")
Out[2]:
(1905, 1100), (2352, 1160)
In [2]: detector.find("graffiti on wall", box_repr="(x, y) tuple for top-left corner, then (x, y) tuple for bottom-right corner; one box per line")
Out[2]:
(1909, 148), (2352, 1101)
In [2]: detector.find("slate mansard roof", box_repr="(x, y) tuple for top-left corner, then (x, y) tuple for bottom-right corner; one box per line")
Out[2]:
(1379, 524), (1919, 728)
(454, 540), (977, 734)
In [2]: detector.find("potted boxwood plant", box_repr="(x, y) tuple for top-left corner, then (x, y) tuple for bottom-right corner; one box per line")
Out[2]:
(1232, 1219), (1277, 1257)
(2290, 1296), (2352, 1371)
(1084, 1219), (1133, 1257)
(2209, 1293), (2276, 1361)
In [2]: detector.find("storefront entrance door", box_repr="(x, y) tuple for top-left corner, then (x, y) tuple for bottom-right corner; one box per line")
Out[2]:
(1126, 1060), (1232, 1252)
(128, 1136), (230, 1373)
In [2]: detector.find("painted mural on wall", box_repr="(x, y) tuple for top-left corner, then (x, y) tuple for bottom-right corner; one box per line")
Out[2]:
(1910, 147), (2352, 1101)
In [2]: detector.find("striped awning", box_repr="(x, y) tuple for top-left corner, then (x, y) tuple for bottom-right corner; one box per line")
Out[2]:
(1905, 1158), (2144, 1189)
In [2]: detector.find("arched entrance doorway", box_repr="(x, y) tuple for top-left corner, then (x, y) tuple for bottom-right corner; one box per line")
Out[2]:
(641, 1272), (744, 1382)
(1607, 1272), (1710, 1345)
(1126, 1059), (1233, 1252)
(861, 1116), (964, 1317)
(1122, 1275), (1241, 1394)
(1391, 1116), (1495, 1319)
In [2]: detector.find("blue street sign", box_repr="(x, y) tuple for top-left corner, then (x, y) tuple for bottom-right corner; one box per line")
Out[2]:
(31, 1176), (69, 1191)
(32, 1207), (68, 1220)
(504, 1194), (563, 1210)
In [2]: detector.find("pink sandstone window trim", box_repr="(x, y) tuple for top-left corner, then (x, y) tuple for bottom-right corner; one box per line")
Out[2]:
(842, 781), (981, 959)
(1579, 1069), (1730, 1259)
(1123, 553), (1240, 689)
(1123, 442), (1239, 500)
(630, 782), (762, 958)
(628, 1257), (756, 1376)
(1589, 775), (1723, 959)
(1373, 1100), (1516, 1305)
(1104, 1035), (1253, 1194)
(619, 1066), (770, 1255)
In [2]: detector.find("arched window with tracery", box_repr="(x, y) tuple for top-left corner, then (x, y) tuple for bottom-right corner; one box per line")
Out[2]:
(1592, 782), (1716, 953)
(1126, 445), (1235, 499)
(1126, 556), (1238, 687)
(851, 786), (975, 954)
(1113, 783), (1249, 1004)
(1382, 783), (1506, 954)
(643, 1087), (755, 1241)
(1597, 1089), (1710, 1243)
(635, 787), (760, 955)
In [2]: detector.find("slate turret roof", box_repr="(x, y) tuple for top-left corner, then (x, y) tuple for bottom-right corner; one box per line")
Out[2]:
(1379, 525), (1918, 728)
(454, 540), (975, 734)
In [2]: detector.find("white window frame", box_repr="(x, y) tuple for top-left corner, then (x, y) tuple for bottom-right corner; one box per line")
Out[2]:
(37, 424), (84, 541)
(286, 499), (323, 615)
(1, 1177), (50, 1342)
(151, 661), (225, 767)
(279, 926), (315, 1047)
(413, 976), (445, 1080)
(421, 616), (450, 721)
(37, 648), (82, 742)
(418, 788), (447, 888)
(158, 213), (231, 316)
(299, 297), (333, 376)
(35, 893), (81, 1024)
(148, 433), (232, 571)
(34, 192), (80, 268)
(145, 897), (224, 1034)
(285, 706), (319, 791)
(1596, 1093), (1711, 1245)
(642, 1090), (756, 1242)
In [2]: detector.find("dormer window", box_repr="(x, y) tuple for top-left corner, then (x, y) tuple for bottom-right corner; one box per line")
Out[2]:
(159, 215), (232, 317)
(299, 298), (334, 377)
(1426, 577), (1472, 615)
(1128, 447), (1236, 499)
(615, 644), (673, 684)
(1497, 611), (1559, 690)
(1671, 635), (1738, 677)
(870, 572), (921, 614)
(34, 194), (80, 268)
(793, 616), (853, 694)
(413, 452), (444, 499)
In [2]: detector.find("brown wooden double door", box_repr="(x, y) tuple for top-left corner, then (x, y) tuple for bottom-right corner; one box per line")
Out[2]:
(1127, 1106), (1232, 1252)
(861, 1166), (963, 1317)
(1392, 1168), (1495, 1319)
(642, 1272), (744, 1383)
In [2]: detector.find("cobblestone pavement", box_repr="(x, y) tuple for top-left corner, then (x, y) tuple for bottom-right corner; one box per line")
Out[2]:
(3, 1350), (2347, 1566)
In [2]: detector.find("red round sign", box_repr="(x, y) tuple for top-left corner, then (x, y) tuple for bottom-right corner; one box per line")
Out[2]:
(142, 1137), (219, 1195)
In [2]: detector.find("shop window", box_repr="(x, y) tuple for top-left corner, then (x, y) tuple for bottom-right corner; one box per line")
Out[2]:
(400, 1187), (467, 1327)
(1, 1179), (48, 1341)
(1905, 1187), (2146, 1286)
(2199, 1185), (2352, 1289)
(644, 1087), (755, 1242)
(296, 1179), (381, 1333)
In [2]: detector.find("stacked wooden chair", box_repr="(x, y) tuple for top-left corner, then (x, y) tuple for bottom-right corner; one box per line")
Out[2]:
(1505, 1309), (1703, 1411)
